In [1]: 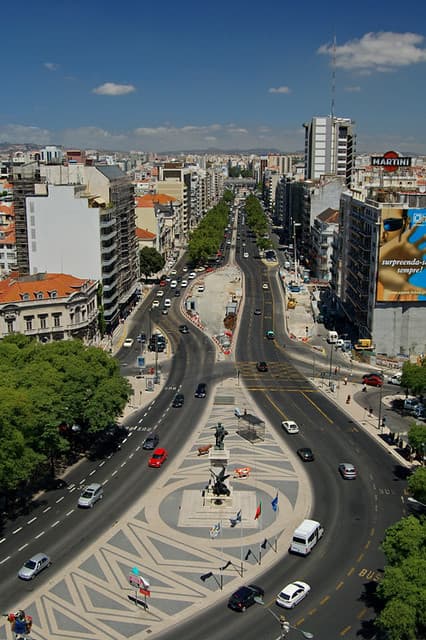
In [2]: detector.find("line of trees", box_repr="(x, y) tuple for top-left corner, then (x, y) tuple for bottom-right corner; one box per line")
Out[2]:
(187, 196), (232, 264)
(244, 194), (272, 250)
(0, 335), (132, 500)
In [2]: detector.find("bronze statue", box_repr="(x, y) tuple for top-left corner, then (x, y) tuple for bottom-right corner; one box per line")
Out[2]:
(212, 422), (228, 450)
(210, 466), (230, 496)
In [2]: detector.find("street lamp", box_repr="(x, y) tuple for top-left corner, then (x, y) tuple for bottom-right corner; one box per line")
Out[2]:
(292, 221), (301, 283)
(377, 371), (384, 431)
(255, 601), (314, 639)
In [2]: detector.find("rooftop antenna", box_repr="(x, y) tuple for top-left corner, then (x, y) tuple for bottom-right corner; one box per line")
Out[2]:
(331, 33), (336, 118)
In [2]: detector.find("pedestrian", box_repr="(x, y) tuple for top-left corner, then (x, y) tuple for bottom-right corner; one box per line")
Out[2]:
(343, 376), (348, 385)
(346, 395), (351, 404)
(368, 406), (373, 416)
(334, 367), (338, 376)
(362, 384), (367, 392)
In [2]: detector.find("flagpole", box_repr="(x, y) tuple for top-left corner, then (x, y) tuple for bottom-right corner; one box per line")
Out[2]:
(240, 509), (243, 576)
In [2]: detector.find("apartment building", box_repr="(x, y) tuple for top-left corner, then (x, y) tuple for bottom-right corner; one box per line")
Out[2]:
(0, 272), (98, 342)
(303, 116), (355, 187)
(13, 162), (139, 331)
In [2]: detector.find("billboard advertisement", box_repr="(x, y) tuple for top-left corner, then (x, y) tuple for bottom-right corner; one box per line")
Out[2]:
(377, 208), (426, 302)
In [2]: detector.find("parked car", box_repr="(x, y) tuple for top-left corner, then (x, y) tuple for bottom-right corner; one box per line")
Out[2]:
(297, 448), (314, 462)
(404, 397), (421, 414)
(148, 448), (168, 468)
(265, 330), (275, 340)
(197, 285), (205, 293)
(18, 553), (51, 580)
(262, 283), (269, 290)
(143, 433), (160, 450)
(174, 289), (181, 297)
(188, 272), (196, 279)
(388, 373), (402, 385)
(338, 462), (357, 479)
(78, 483), (104, 508)
(164, 298), (171, 307)
(179, 324), (189, 334)
(156, 289), (165, 297)
(276, 581), (311, 609)
(228, 584), (264, 612)
(195, 382), (207, 398)
(123, 338), (134, 348)
(172, 393), (185, 408)
(362, 373), (384, 387)
(151, 299), (160, 308)
(256, 361), (268, 372)
(181, 279), (188, 288)
(282, 420), (300, 434)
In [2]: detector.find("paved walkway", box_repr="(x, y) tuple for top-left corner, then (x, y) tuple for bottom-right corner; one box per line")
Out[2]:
(2, 253), (415, 640)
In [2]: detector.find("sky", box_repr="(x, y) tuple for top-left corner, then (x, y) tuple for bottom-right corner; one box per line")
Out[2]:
(2, 0), (426, 154)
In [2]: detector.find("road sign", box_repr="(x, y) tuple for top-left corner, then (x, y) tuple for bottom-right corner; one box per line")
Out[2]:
(128, 573), (150, 589)
(139, 587), (151, 596)
(137, 356), (145, 368)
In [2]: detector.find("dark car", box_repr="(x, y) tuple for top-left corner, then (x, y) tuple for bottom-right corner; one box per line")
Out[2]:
(179, 324), (189, 334)
(297, 447), (315, 462)
(254, 308), (262, 316)
(362, 373), (383, 387)
(172, 393), (184, 408)
(174, 289), (181, 297)
(228, 584), (264, 612)
(143, 433), (159, 450)
(256, 361), (268, 372)
(195, 383), (207, 398)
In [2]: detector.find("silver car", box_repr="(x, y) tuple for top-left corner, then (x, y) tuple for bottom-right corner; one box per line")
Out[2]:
(338, 463), (357, 479)
(78, 483), (104, 508)
(18, 553), (51, 580)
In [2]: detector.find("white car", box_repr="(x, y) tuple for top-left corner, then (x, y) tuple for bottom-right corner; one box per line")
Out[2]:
(181, 280), (188, 288)
(78, 483), (103, 508)
(276, 581), (311, 609)
(18, 553), (51, 580)
(123, 338), (134, 348)
(388, 374), (402, 385)
(170, 280), (177, 288)
(262, 283), (269, 290)
(197, 285), (205, 293)
(243, 252), (249, 258)
(164, 298), (171, 308)
(170, 269), (177, 276)
(156, 289), (165, 297)
(151, 299), (160, 308)
(188, 272), (196, 279)
(282, 420), (300, 434)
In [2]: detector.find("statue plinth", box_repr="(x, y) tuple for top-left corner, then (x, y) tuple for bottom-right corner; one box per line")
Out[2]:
(209, 447), (230, 467)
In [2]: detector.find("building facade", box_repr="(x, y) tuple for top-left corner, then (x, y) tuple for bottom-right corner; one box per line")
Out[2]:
(303, 116), (355, 187)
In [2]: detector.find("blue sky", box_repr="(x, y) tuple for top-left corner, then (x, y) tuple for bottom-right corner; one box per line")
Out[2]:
(2, 0), (426, 153)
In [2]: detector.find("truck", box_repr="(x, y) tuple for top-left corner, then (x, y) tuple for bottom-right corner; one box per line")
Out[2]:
(327, 330), (339, 344)
(354, 338), (374, 351)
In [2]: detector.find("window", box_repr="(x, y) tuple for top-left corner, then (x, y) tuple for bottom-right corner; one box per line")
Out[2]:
(36, 291), (43, 300)
(49, 290), (57, 299)
(6, 320), (14, 333)
(40, 316), (47, 329)
(53, 315), (61, 327)
(22, 293), (30, 301)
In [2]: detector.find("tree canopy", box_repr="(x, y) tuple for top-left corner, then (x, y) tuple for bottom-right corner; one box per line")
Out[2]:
(407, 466), (426, 504)
(401, 360), (426, 395)
(139, 247), (165, 278)
(244, 194), (272, 248)
(0, 335), (132, 492)
(188, 199), (230, 264)
(376, 515), (426, 639)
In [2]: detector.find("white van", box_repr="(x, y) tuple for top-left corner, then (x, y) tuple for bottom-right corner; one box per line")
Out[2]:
(327, 330), (338, 344)
(290, 519), (324, 555)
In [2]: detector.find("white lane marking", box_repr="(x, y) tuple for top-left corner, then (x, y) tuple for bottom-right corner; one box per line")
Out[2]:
(99, 461), (106, 467)
(0, 556), (11, 565)
(120, 462), (126, 468)
(111, 470), (118, 477)
(51, 521), (60, 528)
(102, 479), (109, 485)
(68, 484), (75, 490)
(122, 437), (128, 444)
(79, 478), (86, 484)
(43, 507), (51, 513)
(35, 531), (45, 539)
(128, 431), (134, 437)
(56, 497), (64, 504)
(0, 538), (5, 544)
(128, 453), (134, 459)
(69, 487), (76, 493)
(12, 527), (22, 534)
(135, 446), (141, 451)
(27, 517), (37, 525)
(18, 543), (29, 552)
(89, 470), (96, 476)
(66, 510), (74, 517)
(138, 418), (144, 424)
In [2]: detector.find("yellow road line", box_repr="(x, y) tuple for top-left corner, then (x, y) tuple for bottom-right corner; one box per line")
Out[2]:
(357, 608), (368, 620)
(357, 553), (364, 563)
(347, 567), (355, 576)
(336, 581), (344, 590)
(301, 391), (334, 424)
(320, 595), (330, 605)
(340, 626), (351, 636)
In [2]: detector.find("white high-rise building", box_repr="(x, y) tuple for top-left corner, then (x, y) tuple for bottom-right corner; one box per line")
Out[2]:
(303, 116), (355, 187)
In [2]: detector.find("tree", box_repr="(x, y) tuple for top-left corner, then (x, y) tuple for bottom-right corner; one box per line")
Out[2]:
(139, 247), (165, 278)
(408, 467), (426, 504)
(401, 361), (426, 395)
(223, 189), (234, 203)
(381, 516), (426, 565)
(408, 423), (426, 459)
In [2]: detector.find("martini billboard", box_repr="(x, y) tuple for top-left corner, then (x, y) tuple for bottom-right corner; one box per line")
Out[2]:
(371, 150), (412, 172)
(377, 208), (426, 302)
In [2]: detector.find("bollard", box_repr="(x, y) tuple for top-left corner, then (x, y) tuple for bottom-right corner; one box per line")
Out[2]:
(346, 395), (351, 404)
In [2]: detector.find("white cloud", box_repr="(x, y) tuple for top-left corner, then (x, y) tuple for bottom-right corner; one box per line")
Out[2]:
(92, 82), (136, 96)
(345, 86), (361, 92)
(205, 136), (217, 142)
(318, 32), (426, 72)
(43, 62), (59, 71)
(268, 86), (291, 94)
(0, 124), (51, 144)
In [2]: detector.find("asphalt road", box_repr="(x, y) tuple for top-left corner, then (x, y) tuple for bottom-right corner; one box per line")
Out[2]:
(160, 214), (407, 640)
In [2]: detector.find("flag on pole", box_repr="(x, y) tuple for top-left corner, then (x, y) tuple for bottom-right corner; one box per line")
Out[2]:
(271, 493), (279, 512)
(209, 522), (221, 538)
(230, 509), (242, 527)
(254, 501), (262, 520)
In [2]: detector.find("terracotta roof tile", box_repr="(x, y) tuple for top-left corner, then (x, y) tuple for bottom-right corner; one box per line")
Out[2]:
(0, 273), (94, 304)
(136, 227), (156, 240)
(135, 194), (176, 208)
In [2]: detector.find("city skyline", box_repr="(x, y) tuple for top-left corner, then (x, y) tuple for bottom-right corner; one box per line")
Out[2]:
(2, 0), (426, 153)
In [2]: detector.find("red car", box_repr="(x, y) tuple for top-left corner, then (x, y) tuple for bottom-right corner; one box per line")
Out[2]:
(159, 280), (167, 287)
(362, 374), (383, 387)
(148, 448), (168, 468)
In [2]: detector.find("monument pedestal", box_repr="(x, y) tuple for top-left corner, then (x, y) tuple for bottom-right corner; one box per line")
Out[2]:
(205, 446), (232, 505)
